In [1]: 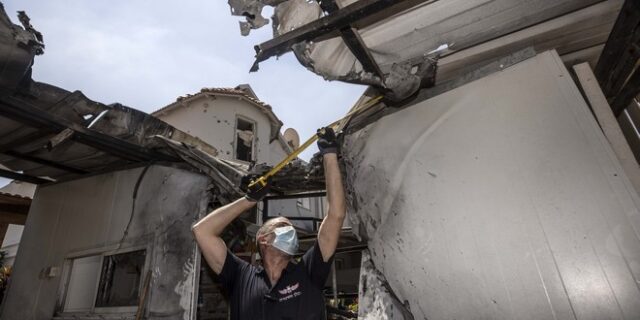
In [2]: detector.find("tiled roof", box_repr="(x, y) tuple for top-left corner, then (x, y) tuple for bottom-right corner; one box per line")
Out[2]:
(153, 87), (278, 121)
(152, 86), (285, 142)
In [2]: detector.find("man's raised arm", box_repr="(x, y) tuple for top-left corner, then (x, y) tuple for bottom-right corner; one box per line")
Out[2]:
(192, 180), (270, 274)
(316, 128), (347, 262)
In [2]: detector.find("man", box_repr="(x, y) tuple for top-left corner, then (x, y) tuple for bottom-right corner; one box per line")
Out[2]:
(193, 127), (346, 320)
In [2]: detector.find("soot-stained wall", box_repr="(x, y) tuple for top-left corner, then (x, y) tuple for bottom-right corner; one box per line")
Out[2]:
(1, 165), (210, 320)
(343, 51), (640, 319)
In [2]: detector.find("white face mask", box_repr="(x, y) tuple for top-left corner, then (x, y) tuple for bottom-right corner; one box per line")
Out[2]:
(270, 225), (299, 256)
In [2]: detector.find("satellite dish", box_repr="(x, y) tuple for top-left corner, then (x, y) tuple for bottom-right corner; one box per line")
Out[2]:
(283, 128), (300, 149)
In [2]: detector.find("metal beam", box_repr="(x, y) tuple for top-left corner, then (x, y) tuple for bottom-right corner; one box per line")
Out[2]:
(293, 244), (367, 257)
(251, 0), (410, 71)
(0, 211), (28, 225)
(264, 191), (326, 200)
(0, 168), (51, 184)
(0, 95), (178, 162)
(2, 150), (89, 174)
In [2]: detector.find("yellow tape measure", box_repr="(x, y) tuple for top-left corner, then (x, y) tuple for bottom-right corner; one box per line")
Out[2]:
(248, 95), (383, 188)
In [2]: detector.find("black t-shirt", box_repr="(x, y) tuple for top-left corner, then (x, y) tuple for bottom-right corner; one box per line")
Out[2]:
(218, 241), (333, 320)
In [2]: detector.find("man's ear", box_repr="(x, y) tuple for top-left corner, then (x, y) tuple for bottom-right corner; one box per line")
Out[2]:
(257, 235), (268, 246)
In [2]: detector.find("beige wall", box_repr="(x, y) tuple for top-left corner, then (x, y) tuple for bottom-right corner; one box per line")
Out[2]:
(157, 95), (288, 166)
(1, 224), (23, 266)
(268, 138), (289, 166)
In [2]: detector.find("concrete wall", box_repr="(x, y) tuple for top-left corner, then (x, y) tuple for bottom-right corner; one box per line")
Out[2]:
(0, 165), (210, 320)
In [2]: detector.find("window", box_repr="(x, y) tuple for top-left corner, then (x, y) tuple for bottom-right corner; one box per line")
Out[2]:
(235, 117), (255, 161)
(64, 255), (102, 312)
(95, 250), (146, 308)
(60, 249), (147, 314)
(296, 197), (311, 210)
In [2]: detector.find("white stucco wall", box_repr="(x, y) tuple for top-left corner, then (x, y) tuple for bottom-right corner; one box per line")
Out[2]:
(1, 165), (210, 320)
(156, 95), (287, 166)
(268, 139), (290, 166)
(1, 224), (24, 266)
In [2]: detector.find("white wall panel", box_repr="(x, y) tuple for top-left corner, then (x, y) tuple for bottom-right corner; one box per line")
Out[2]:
(1, 166), (210, 320)
(344, 51), (640, 320)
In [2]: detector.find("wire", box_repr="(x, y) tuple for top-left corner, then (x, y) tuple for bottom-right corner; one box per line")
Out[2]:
(116, 165), (151, 250)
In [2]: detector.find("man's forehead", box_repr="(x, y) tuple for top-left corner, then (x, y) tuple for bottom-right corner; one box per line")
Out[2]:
(258, 218), (293, 236)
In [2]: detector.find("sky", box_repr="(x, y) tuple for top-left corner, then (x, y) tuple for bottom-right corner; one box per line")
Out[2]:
(2, 0), (365, 164)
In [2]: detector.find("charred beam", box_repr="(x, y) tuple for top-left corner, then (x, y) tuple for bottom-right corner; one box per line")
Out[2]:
(611, 69), (640, 116)
(0, 130), (52, 153)
(0, 168), (51, 184)
(317, 0), (384, 79)
(340, 27), (384, 78)
(252, 0), (410, 71)
(2, 150), (89, 174)
(0, 95), (178, 162)
(595, 0), (640, 96)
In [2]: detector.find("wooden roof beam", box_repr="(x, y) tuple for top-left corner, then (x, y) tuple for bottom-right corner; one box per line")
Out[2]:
(0, 95), (178, 163)
(318, 0), (384, 78)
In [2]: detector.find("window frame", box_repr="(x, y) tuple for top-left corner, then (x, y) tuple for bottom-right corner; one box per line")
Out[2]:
(296, 197), (311, 210)
(233, 114), (257, 163)
(56, 244), (151, 317)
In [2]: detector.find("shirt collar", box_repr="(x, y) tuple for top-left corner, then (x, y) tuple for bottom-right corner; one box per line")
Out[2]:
(255, 259), (297, 274)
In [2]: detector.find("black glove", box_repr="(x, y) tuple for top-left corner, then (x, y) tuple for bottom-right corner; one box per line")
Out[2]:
(242, 175), (271, 202)
(317, 127), (338, 155)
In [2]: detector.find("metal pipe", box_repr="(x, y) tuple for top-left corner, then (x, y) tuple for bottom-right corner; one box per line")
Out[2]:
(331, 260), (338, 307)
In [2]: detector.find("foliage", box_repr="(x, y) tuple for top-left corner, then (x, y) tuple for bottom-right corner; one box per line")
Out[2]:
(0, 250), (10, 305)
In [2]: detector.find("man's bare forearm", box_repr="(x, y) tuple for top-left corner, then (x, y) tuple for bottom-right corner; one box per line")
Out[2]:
(317, 152), (346, 261)
(193, 197), (256, 236)
(193, 180), (269, 274)
(324, 153), (346, 220)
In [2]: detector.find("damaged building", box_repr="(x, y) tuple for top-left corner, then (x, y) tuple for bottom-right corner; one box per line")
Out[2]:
(228, 0), (640, 319)
(2, 0), (640, 319)
(0, 3), (363, 320)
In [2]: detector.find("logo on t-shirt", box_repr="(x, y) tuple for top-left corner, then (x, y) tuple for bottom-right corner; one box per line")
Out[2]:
(278, 282), (301, 301)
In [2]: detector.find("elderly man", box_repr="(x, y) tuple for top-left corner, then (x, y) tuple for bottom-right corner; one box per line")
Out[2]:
(193, 127), (346, 320)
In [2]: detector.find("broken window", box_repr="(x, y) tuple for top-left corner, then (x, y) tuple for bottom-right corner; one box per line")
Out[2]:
(94, 249), (146, 308)
(235, 117), (255, 162)
(63, 255), (103, 312)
